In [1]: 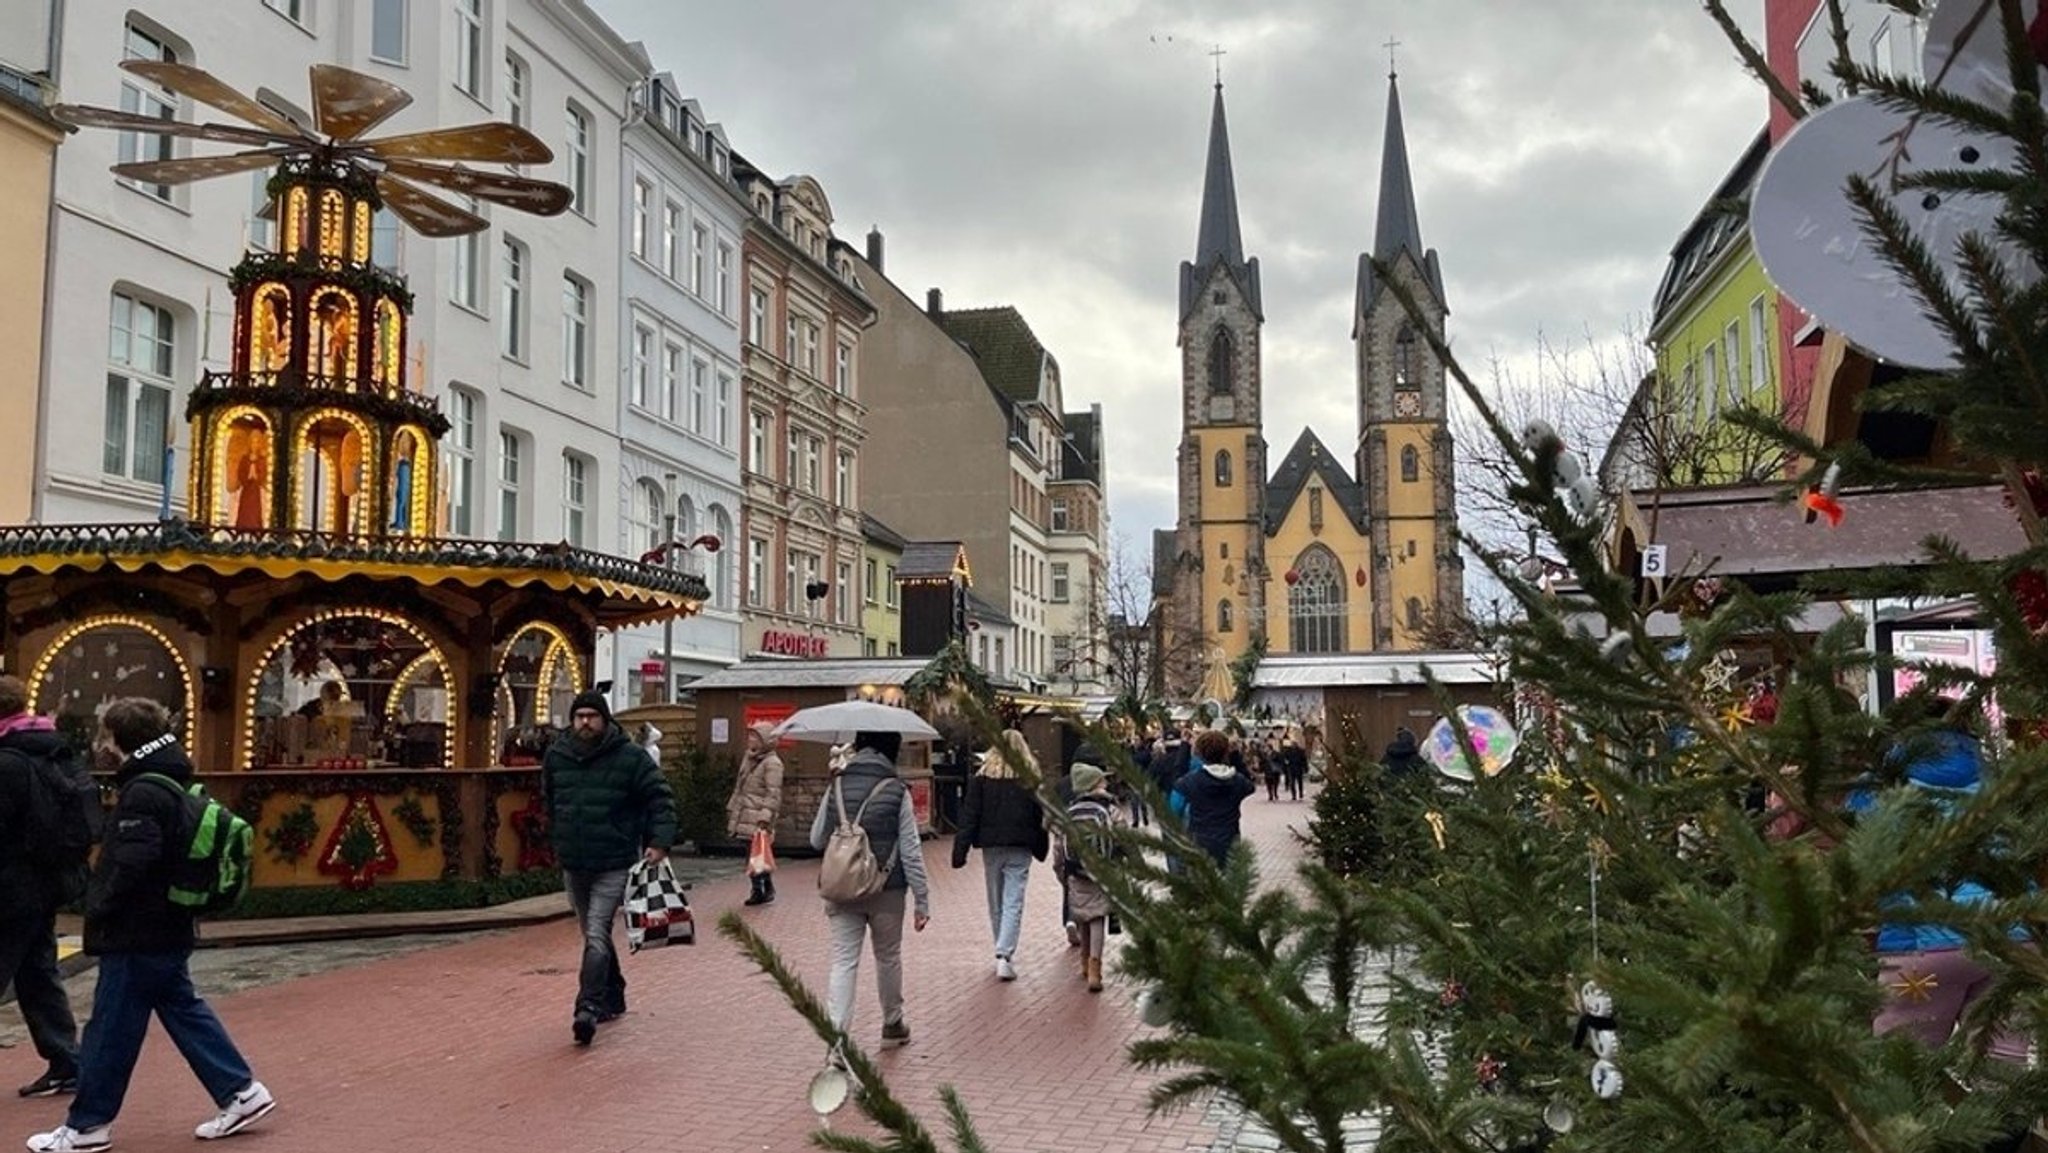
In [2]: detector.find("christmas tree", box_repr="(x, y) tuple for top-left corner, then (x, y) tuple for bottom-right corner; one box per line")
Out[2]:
(721, 6), (2047, 1150)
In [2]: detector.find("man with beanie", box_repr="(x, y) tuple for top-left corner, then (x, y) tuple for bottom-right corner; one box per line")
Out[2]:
(28, 699), (274, 1153)
(0, 675), (82, 1101)
(543, 689), (677, 1047)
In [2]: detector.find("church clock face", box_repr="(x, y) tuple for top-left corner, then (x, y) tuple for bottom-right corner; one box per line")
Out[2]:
(1394, 389), (1421, 418)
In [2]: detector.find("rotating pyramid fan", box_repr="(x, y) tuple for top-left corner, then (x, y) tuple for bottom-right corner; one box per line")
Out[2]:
(51, 60), (570, 235)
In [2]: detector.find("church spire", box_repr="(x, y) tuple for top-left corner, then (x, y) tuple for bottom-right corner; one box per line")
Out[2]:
(1182, 81), (1261, 321)
(1358, 70), (1444, 319)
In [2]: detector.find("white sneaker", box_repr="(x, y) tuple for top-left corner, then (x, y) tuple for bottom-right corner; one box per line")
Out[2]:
(25, 1125), (112, 1153)
(995, 956), (1017, 981)
(194, 1081), (275, 1140)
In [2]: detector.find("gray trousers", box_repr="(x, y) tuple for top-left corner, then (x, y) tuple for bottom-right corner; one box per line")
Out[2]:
(563, 868), (629, 1016)
(825, 887), (907, 1032)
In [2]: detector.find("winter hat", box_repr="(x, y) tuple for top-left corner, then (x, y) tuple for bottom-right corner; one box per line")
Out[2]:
(569, 690), (612, 724)
(1070, 762), (1107, 794)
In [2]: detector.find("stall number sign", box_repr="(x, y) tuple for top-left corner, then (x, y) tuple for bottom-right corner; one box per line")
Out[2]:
(1640, 544), (1668, 579)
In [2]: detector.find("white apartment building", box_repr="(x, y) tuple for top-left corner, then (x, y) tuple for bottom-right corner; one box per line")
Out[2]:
(606, 72), (746, 698)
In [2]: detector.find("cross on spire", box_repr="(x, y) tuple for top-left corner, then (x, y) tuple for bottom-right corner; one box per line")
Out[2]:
(1384, 36), (1401, 79)
(1209, 43), (1227, 87)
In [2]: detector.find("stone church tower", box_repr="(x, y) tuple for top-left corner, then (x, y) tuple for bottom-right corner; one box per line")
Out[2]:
(1166, 81), (1269, 693)
(1354, 71), (1463, 647)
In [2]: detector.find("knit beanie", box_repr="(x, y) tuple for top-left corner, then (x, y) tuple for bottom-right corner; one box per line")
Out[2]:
(570, 690), (612, 724)
(1070, 762), (1107, 794)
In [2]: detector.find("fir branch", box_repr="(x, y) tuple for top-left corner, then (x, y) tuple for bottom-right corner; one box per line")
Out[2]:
(1701, 0), (1807, 123)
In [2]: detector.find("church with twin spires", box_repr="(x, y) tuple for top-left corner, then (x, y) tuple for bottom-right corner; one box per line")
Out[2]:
(1156, 69), (1464, 698)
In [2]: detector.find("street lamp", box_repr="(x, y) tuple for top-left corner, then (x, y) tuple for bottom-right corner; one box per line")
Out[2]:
(639, 471), (723, 704)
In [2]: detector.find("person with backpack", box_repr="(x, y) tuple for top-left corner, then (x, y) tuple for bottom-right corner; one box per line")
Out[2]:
(27, 698), (275, 1153)
(1177, 729), (1258, 866)
(1056, 760), (1124, 993)
(542, 690), (677, 1048)
(0, 676), (84, 1101)
(808, 730), (930, 1048)
(949, 729), (1048, 982)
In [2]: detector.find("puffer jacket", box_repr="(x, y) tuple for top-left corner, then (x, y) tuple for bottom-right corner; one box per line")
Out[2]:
(951, 773), (1046, 867)
(543, 723), (678, 873)
(1175, 763), (1256, 861)
(0, 718), (74, 915)
(84, 736), (200, 956)
(726, 747), (785, 838)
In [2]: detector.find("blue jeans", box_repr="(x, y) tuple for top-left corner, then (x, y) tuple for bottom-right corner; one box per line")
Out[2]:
(68, 952), (253, 1131)
(980, 846), (1032, 959)
(563, 868), (629, 1017)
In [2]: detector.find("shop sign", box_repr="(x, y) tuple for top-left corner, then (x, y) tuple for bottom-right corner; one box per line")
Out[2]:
(761, 630), (829, 658)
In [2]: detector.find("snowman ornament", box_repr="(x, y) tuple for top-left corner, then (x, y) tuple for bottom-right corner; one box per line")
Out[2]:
(1574, 980), (1624, 1100)
(1749, 0), (2046, 370)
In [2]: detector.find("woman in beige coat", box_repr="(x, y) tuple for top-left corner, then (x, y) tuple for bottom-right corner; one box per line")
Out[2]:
(727, 721), (785, 905)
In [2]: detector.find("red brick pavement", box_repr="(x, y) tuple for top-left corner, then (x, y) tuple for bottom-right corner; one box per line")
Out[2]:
(3, 789), (1319, 1153)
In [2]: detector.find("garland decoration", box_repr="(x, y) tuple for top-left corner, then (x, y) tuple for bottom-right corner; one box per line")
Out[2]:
(317, 791), (400, 889)
(264, 801), (320, 865)
(392, 794), (436, 849)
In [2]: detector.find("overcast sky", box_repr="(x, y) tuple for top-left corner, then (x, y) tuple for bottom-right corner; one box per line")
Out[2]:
(593, 0), (1770, 567)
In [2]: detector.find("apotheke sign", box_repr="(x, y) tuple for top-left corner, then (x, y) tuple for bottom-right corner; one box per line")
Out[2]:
(760, 630), (828, 658)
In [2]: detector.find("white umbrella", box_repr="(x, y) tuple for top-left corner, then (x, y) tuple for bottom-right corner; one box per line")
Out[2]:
(770, 700), (940, 743)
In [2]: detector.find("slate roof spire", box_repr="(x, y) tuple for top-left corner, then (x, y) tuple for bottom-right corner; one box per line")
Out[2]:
(1181, 81), (1262, 321)
(1358, 70), (1445, 318)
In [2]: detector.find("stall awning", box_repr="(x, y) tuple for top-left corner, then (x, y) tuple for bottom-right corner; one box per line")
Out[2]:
(1251, 652), (1496, 689)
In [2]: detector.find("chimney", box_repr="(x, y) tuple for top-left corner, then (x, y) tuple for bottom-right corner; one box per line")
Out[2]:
(926, 287), (943, 318)
(865, 227), (884, 274)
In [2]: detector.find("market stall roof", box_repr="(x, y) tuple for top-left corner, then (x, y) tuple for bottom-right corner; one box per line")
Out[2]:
(687, 657), (933, 691)
(1617, 483), (2026, 589)
(0, 520), (706, 628)
(1251, 651), (1495, 688)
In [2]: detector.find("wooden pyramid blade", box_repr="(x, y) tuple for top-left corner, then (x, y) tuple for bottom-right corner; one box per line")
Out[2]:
(48, 104), (294, 149)
(111, 148), (289, 186)
(309, 64), (412, 142)
(358, 121), (552, 164)
(120, 60), (310, 140)
(381, 158), (570, 216)
(375, 174), (487, 237)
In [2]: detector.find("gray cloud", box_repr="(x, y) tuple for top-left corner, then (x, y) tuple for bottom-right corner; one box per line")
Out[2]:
(593, 0), (1769, 555)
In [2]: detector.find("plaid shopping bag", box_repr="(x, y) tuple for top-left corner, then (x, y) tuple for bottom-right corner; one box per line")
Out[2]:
(624, 857), (694, 952)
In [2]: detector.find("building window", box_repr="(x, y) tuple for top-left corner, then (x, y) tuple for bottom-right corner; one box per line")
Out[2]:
(690, 359), (709, 436)
(885, 565), (898, 608)
(1286, 545), (1348, 653)
(747, 538), (766, 607)
(835, 343), (852, 394)
(1051, 562), (1070, 603)
(499, 238), (525, 358)
(632, 478), (662, 554)
(561, 274), (588, 388)
(249, 172), (276, 251)
(1051, 498), (1069, 532)
(503, 50), (525, 128)
(803, 437), (821, 494)
(748, 410), (768, 475)
(715, 243), (733, 314)
(447, 387), (477, 534)
(690, 222), (709, 295)
(865, 638), (878, 657)
(105, 293), (175, 483)
(786, 429), (799, 484)
(1724, 320), (1744, 406)
(453, 0), (482, 98)
(1749, 295), (1770, 394)
(786, 314), (798, 362)
(715, 372), (734, 447)
(1208, 328), (1232, 394)
(836, 562), (853, 623)
(631, 178), (651, 261)
(662, 202), (681, 279)
(1217, 599), (1234, 633)
(801, 323), (819, 375)
(495, 429), (521, 541)
(835, 451), (852, 503)
(1406, 596), (1424, 632)
(1214, 449), (1233, 487)
(451, 201), (482, 309)
(1052, 633), (1074, 677)
(1308, 485), (1325, 533)
(370, 0), (407, 63)
(748, 288), (767, 346)
(564, 104), (590, 215)
(119, 24), (178, 203)
(1401, 444), (1419, 483)
(264, 0), (307, 25)
(368, 206), (401, 271)
(711, 506), (733, 605)
(1700, 344), (1720, 415)
(630, 325), (652, 409)
(1395, 324), (1416, 385)
(561, 453), (587, 547)
(782, 551), (799, 613)
(661, 344), (681, 421)
(865, 558), (878, 605)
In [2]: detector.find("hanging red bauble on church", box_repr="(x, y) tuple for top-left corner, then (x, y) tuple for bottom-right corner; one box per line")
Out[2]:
(1283, 568), (1301, 587)
(1354, 565), (1368, 587)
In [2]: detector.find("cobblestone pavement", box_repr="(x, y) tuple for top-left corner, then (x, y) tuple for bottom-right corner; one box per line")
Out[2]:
(0, 793), (1347, 1152)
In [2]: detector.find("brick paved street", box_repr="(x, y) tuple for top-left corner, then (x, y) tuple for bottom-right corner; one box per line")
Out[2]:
(2, 789), (1327, 1153)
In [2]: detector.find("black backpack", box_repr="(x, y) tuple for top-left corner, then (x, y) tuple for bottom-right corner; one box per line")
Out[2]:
(14, 745), (105, 904)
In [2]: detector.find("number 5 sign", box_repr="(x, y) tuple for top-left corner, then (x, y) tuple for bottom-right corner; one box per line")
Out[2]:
(1640, 544), (1668, 579)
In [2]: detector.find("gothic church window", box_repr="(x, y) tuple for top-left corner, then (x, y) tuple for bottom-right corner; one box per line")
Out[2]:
(1406, 597), (1424, 632)
(1308, 486), (1324, 533)
(1395, 324), (1416, 385)
(1217, 599), (1234, 633)
(1214, 449), (1233, 487)
(1208, 329), (1232, 395)
(1286, 545), (1347, 653)
(1401, 445), (1419, 483)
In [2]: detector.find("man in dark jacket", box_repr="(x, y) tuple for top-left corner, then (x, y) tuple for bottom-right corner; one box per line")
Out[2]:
(810, 731), (930, 1048)
(0, 676), (81, 1100)
(1177, 729), (1258, 865)
(544, 689), (678, 1047)
(28, 698), (275, 1153)
(1383, 728), (1428, 777)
